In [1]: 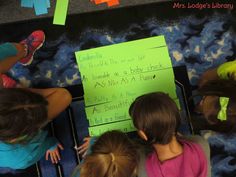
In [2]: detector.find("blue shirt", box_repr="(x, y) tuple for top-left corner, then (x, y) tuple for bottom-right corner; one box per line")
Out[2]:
(0, 130), (57, 169)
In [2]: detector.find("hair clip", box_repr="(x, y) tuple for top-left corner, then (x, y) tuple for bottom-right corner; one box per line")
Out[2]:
(217, 97), (229, 121)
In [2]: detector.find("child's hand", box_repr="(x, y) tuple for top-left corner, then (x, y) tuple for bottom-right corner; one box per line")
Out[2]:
(46, 144), (64, 164)
(76, 137), (91, 157)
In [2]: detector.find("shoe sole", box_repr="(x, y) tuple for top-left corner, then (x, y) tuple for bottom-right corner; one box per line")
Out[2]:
(21, 35), (46, 66)
(1, 74), (17, 88)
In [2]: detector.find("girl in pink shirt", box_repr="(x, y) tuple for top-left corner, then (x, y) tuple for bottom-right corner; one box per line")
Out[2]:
(129, 92), (210, 177)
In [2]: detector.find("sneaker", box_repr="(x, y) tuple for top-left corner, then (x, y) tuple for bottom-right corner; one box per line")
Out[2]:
(19, 30), (45, 66)
(1, 74), (17, 88)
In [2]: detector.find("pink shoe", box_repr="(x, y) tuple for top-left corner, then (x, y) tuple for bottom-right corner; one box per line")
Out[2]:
(1, 74), (17, 88)
(19, 30), (45, 66)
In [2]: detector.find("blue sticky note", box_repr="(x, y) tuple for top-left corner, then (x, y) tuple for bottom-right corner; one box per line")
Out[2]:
(46, 0), (50, 8)
(21, 0), (34, 8)
(33, 0), (48, 15)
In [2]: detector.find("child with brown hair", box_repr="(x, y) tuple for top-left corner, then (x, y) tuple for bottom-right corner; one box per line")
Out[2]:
(196, 79), (236, 133)
(71, 130), (139, 177)
(129, 92), (210, 177)
(0, 88), (71, 170)
(196, 60), (236, 132)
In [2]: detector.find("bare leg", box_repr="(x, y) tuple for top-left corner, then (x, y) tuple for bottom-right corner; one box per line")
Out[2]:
(28, 88), (72, 120)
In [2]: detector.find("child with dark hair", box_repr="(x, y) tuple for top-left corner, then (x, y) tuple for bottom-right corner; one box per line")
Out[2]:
(0, 88), (71, 169)
(71, 130), (139, 177)
(196, 79), (236, 133)
(196, 60), (236, 132)
(129, 92), (210, 177)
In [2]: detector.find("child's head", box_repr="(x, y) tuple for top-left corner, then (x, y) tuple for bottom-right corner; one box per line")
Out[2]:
(197, 80), (236, 132)
(78, 130), (138, 177)
(129, 92), (180, 145)
(0, 88), (48, 143)
(198, 68), (219, 88)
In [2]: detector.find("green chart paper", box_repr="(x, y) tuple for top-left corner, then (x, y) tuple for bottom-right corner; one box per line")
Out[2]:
(53, 0), (69, 25)
(75, 35), (177, 136)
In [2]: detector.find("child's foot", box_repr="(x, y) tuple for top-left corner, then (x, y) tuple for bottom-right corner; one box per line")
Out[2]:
(19, 30), (45, 66)
(1, 74), (17, 88)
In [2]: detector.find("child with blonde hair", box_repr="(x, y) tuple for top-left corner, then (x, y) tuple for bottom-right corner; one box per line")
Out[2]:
(71, 130), (139, 177)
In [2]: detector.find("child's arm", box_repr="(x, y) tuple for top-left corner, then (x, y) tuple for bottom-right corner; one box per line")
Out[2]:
(27, 88), (72, 120)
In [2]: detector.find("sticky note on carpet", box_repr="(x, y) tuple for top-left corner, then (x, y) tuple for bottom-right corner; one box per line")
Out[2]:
(46, 0), (51, 8)
(53, 0), (69, 25)
(33, 0), (48, 15)
(21, 0), (50, 15)
(21, 0), (34, 8)
(93, 0), (109, 4)
(107, 0), (119, 6)
(92, 0), (120, 7)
